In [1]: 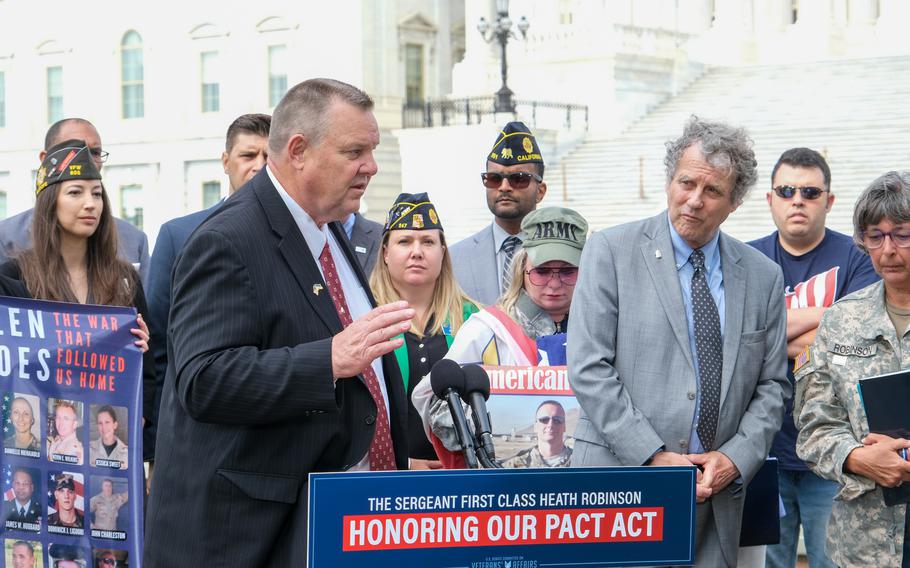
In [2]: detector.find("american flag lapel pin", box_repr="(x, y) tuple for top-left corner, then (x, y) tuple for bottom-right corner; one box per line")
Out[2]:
(655, 249), (662, 259)
(313, 284), (323, 296)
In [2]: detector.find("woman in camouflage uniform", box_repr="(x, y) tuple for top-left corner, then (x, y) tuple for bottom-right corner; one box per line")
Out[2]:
(794, 171), (910, 568)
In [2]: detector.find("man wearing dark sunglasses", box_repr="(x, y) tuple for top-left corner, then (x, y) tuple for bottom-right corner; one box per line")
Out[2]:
(450, 121), (547, 305)
(749, 147), (878, 568)
(501, 400), (572, 468)
(0, 117), (150, 284)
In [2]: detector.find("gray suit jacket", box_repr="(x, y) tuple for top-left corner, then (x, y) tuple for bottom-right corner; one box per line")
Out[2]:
(0, 208), (150, 284)
(450, 224), (500, 306)
(349, 213), (382, 276)
(567, 211), (789, 566)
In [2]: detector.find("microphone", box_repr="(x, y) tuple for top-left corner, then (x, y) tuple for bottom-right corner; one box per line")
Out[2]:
(460, 364), (497, 459)
(430, 359), (478, 469)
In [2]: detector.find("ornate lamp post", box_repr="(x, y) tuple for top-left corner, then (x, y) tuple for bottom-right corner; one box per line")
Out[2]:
(477, 0), (530, 113)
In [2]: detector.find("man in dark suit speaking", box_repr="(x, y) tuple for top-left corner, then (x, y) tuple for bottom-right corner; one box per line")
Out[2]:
(144, 78), (413, 566)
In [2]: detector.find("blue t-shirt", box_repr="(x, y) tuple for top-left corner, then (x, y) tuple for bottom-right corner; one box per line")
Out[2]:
(749, 228), (880, 470)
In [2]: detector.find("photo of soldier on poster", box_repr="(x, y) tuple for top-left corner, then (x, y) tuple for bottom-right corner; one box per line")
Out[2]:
(5, 538), (44, 568)
(88, 405), (128, 470)
(4, 393), (42, 458)
(3, 465), (41, 531)
(46, 399), (83, 466)
(47, 472), (85, 537)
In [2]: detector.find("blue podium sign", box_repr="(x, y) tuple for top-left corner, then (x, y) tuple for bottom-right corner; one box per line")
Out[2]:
(308, 466), (696, 567)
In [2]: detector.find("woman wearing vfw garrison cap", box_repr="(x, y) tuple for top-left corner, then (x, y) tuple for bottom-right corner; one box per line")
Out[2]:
(0, 140), (156, 441)
(413, 206), (589, 468)
(370, 192), (480, 469)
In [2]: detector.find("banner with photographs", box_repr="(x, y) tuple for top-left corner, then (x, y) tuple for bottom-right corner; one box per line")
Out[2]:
(1, 296), (142, 568)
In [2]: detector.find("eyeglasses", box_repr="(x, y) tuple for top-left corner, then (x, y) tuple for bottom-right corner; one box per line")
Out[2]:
(772, 185), (827, 200)
(89, 148), (110, 163)
(525, 267), (578, 286)
(862, 229), (910, 249)
(481, 171), (542, 190)
(537, 416), (565, 425)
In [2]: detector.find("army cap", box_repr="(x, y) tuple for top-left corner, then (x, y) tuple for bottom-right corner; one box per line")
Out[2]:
(54, 473), (76, 491)
(521, 207), (588, 266)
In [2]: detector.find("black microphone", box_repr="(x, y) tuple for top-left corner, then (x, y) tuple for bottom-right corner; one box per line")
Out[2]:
(430, 359), (478, 469)
(460, 364), (499, 464)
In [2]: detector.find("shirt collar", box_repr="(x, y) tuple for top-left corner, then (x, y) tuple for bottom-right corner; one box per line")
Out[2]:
(342, 213), (356, 239)
(492, 221), (521, 252)
(666, 213), (721, 272)
(266, 165), (330, 260)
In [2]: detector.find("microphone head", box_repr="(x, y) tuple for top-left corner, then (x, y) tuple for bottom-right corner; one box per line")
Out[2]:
(430, 358), (465, 398)
(461, 364), (491, 401)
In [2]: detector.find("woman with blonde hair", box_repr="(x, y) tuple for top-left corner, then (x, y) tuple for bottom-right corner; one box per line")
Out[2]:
(370, 192), (478, 469)
(0, 140), (155, 456)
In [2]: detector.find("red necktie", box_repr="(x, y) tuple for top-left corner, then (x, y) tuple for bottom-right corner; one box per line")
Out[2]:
(319, 242), (396, 470)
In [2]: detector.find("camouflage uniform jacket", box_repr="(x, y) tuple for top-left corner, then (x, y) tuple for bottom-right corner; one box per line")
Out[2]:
(501, 445), (572, 468)
(794, 280), (906, 568)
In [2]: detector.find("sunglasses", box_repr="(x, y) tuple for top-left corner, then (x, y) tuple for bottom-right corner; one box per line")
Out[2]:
(526, 267), (578, 286)
(772, 185), (827, 200)
(862, 229), (910, 249)
(537, 416), (565, 425)
(481, 171), (542, 190)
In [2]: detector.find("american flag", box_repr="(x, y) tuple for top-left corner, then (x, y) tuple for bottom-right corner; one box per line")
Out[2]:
(2, 391), (11, 440)
(46, 471), (85, 513)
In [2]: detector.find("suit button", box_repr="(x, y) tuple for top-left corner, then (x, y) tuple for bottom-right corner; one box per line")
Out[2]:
(364, 414), (376, 425)
(687, 392), (696, 400)
(679, 439), (688, 449)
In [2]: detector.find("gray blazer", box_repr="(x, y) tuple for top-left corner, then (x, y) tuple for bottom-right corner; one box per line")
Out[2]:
(450, 224), (500, 306)
(0, 208), (150, 284)
(349, 213), (382, 277)
(567, 211), (789, 566)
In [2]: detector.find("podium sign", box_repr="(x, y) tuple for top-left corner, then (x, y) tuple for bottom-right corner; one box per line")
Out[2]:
(308, 466), (696, 567)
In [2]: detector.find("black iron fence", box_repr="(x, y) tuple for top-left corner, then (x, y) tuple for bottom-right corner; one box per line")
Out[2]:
(402, 97), (588, 131)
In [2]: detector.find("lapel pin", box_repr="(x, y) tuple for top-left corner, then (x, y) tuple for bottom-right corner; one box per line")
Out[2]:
(655, 249), (662, 259)
(355, 245), (367, 254)
(313, 284), (323, 296)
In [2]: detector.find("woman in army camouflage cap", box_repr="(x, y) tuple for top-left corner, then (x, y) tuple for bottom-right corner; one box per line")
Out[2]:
(794, 171), (910, 568)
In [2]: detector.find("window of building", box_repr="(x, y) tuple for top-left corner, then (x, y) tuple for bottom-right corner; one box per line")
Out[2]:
(405, 44), (424, 106)
(120, 184), (143, 230)
(47, 66), (63, 123)
(0, 71), (5, 128)
(558, 0), (574, 25)
(268, 45), (288, 107)
(0, 191), (6, 219)
(202, 180), (221, 208)
(201, 51), (220, 113)
(121, 31), (144, 119)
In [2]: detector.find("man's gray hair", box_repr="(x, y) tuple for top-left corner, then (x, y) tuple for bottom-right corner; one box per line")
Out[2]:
(268, 78), (373, 155)
(663, 116), (758, 206)
(852, 171), (910, 251)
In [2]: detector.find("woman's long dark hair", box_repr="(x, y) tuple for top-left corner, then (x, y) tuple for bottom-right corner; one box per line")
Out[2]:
(17, 181), (136, 306)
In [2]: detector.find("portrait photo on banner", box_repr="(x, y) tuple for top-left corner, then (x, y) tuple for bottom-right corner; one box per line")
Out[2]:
(46, 398), (84, 466)
(4, 392), (42, 458)
(5, 538), (45, 568)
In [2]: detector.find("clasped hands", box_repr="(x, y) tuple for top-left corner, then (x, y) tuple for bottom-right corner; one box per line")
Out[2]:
(331, 301), (414, 379)
(846, 433), (910, 488)
(650, 450), (740, 503)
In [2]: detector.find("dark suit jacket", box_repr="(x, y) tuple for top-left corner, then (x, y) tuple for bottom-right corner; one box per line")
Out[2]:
(348, 213), (382, 276)
(146, 203), (220, 450)
(144, 170), (409, 567)
(4, 497), (40, 524)
(0, 208), (150, 284)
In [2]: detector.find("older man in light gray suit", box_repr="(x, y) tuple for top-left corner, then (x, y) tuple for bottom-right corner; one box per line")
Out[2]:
(568, 117), (790, 567)
(0, 118), (150, 283)
(450, 121), (547, 305)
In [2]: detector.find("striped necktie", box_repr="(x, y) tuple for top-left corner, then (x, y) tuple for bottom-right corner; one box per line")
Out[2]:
(500, 235), (521, 294)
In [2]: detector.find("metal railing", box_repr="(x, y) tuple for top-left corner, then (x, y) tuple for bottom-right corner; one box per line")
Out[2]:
(402, 97), (588, 132)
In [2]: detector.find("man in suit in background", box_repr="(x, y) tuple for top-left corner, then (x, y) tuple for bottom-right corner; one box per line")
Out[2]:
(343, 211), (382, 275)
(145, 113), (270, 458)
(145, 78), (413, 566)
(568, 117), (790, 567)
(0, 118), (150, 283)
(450, 121), (547, 305)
